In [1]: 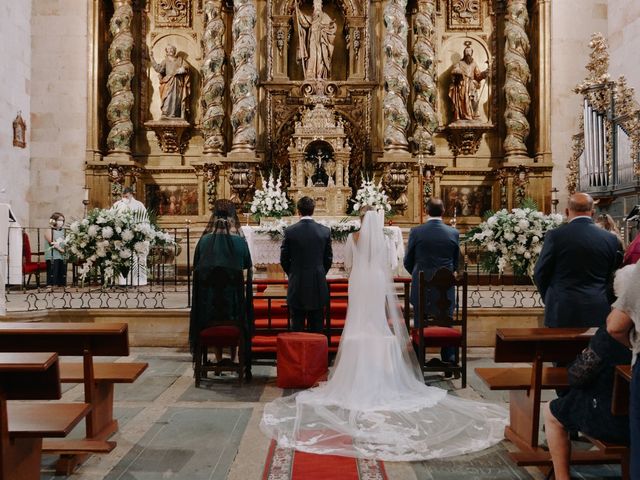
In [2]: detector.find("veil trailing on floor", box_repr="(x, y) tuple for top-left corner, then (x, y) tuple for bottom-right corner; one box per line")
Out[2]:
(260, 211), (508, 461)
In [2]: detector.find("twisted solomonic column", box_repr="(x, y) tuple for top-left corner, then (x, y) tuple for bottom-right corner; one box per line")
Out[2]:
(230, 0), (258, 152)
(201, 0), (226, 154)
(503, 0), (531, 156)
(412, 0), (437, 155)
(382, 0), (410, 151)
(106, 0), (135, 154)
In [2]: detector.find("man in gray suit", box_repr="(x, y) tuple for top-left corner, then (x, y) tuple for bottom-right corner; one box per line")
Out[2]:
(404, 198), (460, 367)
(280, 197), (333, 333)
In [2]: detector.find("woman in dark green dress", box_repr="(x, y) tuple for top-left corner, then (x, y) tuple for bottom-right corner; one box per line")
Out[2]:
(189, 200), (254, 379)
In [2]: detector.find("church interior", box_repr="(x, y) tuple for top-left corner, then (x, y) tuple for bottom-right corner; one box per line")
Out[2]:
(1, 0), (640, 478)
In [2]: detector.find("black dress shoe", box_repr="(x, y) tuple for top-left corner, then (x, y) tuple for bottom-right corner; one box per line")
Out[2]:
(244, 369), (253, 382)
(425, 358), (447, 368)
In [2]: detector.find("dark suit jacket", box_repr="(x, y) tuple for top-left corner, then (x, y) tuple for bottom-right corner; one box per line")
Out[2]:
(404, 219), (460, 319)
(533, 217), (622, 328)
(280, 219), (333, 310)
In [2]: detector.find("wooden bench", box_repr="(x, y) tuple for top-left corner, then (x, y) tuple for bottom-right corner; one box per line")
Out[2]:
(0, 323), (147, 475)
(0, 352), (90, 480)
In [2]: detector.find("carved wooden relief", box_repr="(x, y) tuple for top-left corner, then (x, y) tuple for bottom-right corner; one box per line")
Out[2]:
(154, 0), (192, 28)
(447, 0), (482, 31)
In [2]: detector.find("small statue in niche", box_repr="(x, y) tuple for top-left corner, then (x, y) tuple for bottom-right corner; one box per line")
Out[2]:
(448, 42), (490, 123)
(150, 44), (192, 120)
(12, 111), (26, 148)
(295, 0), (336, 79)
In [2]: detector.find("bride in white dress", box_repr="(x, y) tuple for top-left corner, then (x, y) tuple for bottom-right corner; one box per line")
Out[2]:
(260, 210), (508, 461)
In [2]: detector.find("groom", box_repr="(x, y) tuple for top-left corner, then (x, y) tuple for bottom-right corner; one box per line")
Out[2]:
(280, 196), (333, 333)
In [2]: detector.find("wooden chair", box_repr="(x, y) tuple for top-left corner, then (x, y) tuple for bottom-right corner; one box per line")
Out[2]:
(194, 323), (245, 387)
(413, 268), (468, 387)
(22, 231), (46, 286)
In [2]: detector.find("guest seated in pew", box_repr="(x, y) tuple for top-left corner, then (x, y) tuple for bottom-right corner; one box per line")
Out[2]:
(607, 262), (640, 479)
(543, 327), (631, 480)
(189, 199), (254, 379)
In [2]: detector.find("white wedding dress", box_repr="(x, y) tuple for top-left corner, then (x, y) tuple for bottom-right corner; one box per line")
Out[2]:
(260, 211), (508, 461)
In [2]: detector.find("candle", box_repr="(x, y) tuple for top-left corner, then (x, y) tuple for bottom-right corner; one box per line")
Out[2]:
(551, 188), (558, 202)
(83, 188), (89, 201)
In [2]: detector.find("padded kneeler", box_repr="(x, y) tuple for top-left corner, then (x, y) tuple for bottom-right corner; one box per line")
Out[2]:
(276, 332), (328, 389)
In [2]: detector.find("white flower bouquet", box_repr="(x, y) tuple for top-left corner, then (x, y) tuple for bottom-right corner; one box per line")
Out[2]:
(318, 218), (361, 242)
(255, 219), (289, 240)
(351, 176), (392, 215)
(64, 208), (175, 285)
(250, 173), (292, 220)
(465, 206), (563, 277)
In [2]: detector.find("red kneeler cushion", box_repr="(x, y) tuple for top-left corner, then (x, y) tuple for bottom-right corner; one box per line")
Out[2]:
(411, 326), (462, 348)
(277, 332), (328, 389)
(199, 325), (241, 347)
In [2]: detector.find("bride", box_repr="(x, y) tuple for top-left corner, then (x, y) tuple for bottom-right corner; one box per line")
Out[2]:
(260, 209), (508, 460)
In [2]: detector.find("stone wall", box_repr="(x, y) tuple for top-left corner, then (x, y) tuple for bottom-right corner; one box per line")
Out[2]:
(549, 1), (608, 211)
(0, 1), (32, 226)
(29, 1), (88, 228)
(608, 0), (640, 94)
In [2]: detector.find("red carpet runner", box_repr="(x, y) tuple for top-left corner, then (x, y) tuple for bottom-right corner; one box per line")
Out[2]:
(262, 440), (388, 480)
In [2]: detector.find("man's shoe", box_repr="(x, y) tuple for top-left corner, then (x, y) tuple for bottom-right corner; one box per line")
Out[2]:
(244, 369), (253, 382)
(425, 358), (447, 368)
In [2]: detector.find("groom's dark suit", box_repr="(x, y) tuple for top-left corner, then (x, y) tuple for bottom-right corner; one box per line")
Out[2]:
(533, 217), (622, 328)
(280, 218), (333, 332)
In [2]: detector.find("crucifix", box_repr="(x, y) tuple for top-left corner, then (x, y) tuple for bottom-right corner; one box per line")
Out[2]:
(314, 151), (324, 170)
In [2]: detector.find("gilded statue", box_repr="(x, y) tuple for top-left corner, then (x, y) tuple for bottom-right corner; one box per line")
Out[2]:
(295, 0), (336, 79)
(150, 45), (192, 120)
(448, 42), (489, 123)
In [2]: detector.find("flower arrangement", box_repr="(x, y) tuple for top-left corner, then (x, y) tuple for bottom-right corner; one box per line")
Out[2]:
(465, 206), (563, 277)
(255, 219), (289, 240)
(351, 176), (392, 214)
(64, 208), (175, 285)
(250, 172), (292, 220)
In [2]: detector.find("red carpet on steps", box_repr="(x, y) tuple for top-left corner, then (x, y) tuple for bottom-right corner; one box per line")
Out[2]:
(263, 440), (387, 480)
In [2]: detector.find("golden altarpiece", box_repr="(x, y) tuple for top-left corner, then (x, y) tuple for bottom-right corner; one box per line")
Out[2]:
(85, 0), (553, 228)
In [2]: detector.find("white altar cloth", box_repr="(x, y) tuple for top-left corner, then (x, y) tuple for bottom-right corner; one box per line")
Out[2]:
(241, 225), (405, 274)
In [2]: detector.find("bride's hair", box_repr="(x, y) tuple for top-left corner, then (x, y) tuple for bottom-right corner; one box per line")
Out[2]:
(358, 205), (375, 220)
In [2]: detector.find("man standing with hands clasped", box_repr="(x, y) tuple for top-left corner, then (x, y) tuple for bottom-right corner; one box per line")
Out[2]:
(534, 192), (622, 329)
(280, 197), (333, 333)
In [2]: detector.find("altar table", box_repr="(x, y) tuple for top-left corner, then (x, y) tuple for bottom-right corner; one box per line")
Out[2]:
(241, 225), (405, 273)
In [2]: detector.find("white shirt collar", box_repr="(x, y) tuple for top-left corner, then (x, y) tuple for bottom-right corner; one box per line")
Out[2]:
(569, 215), (592, 223)
(426, 217), (442, 222)
(300, 216), (314, 221)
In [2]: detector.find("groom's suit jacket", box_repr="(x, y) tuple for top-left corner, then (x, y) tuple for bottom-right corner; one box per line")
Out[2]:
(280, 219), (333, 311)
(533, 217), (622, 328)
(404, 218), (460, 324)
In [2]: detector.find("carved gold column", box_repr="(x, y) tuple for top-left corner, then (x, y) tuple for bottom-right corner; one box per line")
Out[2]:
(503, 0), (531, 158)
(201, 0), (226, 154)
(382, 0), (410, 151)
(411, 0), (437, 155)
(533, 0), (551, 164)
(106, 0), (135, 155)
(230, 0), (258, 153)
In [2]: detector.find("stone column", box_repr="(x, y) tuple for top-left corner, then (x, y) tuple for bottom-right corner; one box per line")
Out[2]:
(201, 0), (226, 154)
(411, 0), (437, 155)
(230, 0), (258, 153)
(533, 0), (551, 164)
(382, 0), (410, 151)
(106, 0), (135, 155)
(503, 0), (531, 158)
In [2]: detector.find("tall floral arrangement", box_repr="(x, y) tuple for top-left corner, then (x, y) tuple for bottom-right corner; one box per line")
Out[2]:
(250, 172), (292, 220)
(352, 176), (392, 214)
(64, 208), (175, 285)
(465, 207), (563, 277)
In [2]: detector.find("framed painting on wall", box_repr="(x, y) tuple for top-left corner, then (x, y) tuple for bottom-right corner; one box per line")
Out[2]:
(145, 184), (198, 216)
(441, 185), (493, 218)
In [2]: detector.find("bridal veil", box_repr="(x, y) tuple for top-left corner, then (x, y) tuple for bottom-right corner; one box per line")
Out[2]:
(260, 211), (507, 460)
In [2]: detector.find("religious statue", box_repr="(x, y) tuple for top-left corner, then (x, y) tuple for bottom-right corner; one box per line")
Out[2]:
(295, 0), (336, 79)
(448, 42), (489, 123)
(150, 45), (192, 120)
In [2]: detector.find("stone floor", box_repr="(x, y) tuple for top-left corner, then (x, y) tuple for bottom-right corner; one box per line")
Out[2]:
(39, 348), (623, 480)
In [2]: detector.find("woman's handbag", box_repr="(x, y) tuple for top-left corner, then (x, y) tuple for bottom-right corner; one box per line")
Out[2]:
(567, 347), (602, 388)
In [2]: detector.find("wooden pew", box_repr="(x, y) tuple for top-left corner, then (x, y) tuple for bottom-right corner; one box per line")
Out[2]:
(475, 328), (595, 463)
(0, 352), (90, 480)
(0, 323), (147, 474)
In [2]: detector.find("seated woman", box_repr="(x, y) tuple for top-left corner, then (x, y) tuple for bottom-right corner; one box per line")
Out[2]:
(188, 200), (254, 380)
(544, 295), (632, 479)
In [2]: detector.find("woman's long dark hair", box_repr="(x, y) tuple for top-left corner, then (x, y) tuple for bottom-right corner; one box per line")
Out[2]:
(202, 199), (243, 237)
